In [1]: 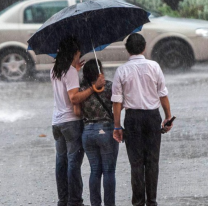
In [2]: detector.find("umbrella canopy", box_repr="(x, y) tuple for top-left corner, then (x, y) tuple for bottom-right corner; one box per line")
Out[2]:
(27, 0), (150, 58)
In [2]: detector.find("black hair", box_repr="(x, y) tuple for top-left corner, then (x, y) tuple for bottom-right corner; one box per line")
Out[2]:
(125, 33), (146, 55)
(82, 59), (103, 83)
(52, 36), (80, 80)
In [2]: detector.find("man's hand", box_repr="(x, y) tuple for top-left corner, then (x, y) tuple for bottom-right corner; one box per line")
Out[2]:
(113, 129), (123, 143)
(161, 118), (173, 133)
(76, 60), (85, 72)
(94, 74), (105, 89)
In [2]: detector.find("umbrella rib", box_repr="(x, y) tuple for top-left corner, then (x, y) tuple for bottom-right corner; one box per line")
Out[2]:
(38, 26), (58, 53)
(92, 10), (125, 33)
(89, 9), (145, 49)
(85, 10), (96, 20)
(87, 10), (127, 46)
(123, 17), (143, 28)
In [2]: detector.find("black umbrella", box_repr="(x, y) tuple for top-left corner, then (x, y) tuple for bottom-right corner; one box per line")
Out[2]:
(28, 0), (150, 91)
(28, 0), (150, 56)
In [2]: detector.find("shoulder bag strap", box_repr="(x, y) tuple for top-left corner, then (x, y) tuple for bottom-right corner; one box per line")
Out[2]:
(87, 80), (114, 120)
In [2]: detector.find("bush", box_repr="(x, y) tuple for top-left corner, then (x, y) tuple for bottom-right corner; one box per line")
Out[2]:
(178, 0), (208, 20)
(127, 0), (208, 20)
(127, 0), (163, 11)
(158, 4), (180, 17)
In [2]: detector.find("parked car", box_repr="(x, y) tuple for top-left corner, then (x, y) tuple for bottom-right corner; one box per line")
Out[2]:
(0, 0), (81, 81)
(0, 0), (208, 81)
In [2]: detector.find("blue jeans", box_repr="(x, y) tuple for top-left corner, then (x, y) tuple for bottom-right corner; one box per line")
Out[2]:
(52, 120), (84, 206)
(82, 122), (119, 206)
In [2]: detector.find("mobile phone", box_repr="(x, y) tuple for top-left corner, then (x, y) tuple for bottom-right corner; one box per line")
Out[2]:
(161, 116), (176, 134)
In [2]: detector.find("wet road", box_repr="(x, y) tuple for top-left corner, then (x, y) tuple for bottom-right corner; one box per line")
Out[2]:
(0, 63), (208, 206)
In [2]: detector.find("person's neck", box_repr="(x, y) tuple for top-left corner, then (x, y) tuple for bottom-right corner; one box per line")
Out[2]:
(71, 61), (76, 68)
(130, 53), (143, 57)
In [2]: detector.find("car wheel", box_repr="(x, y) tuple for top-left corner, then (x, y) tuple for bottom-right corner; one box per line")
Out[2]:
(0, 47), (35, 81)
(152, 39), (194, 70)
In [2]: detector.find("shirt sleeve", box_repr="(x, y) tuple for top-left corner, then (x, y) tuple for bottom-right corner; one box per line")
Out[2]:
(111, 68), (123, 103)
(64, 67), (80, 91)
(157, 64), (168, 97)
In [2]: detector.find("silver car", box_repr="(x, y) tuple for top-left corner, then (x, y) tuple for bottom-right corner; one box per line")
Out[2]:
(0, 0), (208, 81)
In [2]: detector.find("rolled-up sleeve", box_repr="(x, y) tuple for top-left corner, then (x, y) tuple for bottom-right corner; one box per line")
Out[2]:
(111, 68), (123, 103)
(157, 65), (168, 97)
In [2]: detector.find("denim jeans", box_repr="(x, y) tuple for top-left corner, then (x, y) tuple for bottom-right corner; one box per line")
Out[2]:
(52, 120), (84, 206)
(124, 109), (162, 206)
(82, 122), (119, 206)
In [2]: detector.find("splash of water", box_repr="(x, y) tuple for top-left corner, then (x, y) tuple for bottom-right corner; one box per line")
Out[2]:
(0, 110), (34, 123)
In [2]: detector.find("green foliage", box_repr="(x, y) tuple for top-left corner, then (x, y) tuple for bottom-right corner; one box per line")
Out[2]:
(178, 0), (208, 20)
(134, 0), (163, 11)
(127, 0), (163, 11)
(127, 0), (208, 20)
(158, 4), (180, 17)
(127, 0), (180, 17)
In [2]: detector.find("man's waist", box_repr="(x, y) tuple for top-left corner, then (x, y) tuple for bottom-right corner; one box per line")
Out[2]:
(123, 100), (161, 110)
(126, 108), (159, 114)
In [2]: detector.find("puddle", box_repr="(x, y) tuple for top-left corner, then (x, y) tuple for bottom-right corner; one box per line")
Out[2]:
(0, 110), (34, 123)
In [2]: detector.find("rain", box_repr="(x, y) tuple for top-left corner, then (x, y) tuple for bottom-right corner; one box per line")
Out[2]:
(0, 0), (208, 206)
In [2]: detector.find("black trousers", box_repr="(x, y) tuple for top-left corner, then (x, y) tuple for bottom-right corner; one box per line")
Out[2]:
(124, 109), (162, 206)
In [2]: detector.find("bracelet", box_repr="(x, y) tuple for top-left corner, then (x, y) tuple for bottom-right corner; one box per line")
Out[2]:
(114, 127), (122, 130)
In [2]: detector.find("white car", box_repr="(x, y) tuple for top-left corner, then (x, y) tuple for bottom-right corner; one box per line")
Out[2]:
(0, 0), (208, 81)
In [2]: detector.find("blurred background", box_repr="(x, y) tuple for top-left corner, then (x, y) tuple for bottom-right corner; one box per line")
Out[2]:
(0, 1), (208, 206)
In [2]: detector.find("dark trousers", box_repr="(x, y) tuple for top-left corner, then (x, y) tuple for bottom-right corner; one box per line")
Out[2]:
(82, 122), (119, 206)
(124, 109), (162, 206)
(52, 120), (84, 206)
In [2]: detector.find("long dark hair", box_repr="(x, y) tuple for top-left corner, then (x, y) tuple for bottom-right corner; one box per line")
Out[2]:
(82, 59), (103, 84)
(52, 36), (80, 80)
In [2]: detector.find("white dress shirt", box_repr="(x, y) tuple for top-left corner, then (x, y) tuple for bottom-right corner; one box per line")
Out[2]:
(111, 55), (168, 110)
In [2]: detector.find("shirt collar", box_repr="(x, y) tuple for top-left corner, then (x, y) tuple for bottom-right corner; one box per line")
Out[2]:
(129, 54), (145, 61)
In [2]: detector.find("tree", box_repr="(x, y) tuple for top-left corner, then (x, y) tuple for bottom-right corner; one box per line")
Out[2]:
(163, 0), (183, 10)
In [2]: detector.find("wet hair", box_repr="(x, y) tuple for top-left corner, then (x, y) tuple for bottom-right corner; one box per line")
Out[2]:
(82, 59), (103, 84)
(125, 33), (146, 55)
(52, 36), (80, 80)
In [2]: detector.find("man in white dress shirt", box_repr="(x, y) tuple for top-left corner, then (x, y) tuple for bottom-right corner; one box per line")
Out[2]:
(111, 33), (172, 206)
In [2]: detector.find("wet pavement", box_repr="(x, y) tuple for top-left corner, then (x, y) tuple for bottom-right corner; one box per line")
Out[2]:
(0, 63), (208, 206)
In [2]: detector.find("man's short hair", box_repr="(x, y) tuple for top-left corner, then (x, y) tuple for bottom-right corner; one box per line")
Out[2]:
(125, 33), (146, 55)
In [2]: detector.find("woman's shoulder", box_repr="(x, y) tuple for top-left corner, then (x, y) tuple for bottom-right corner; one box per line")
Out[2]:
(66, 65), (77, 75)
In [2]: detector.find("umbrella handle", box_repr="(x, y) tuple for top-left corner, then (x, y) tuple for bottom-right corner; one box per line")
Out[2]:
(92, 84), (104, 93)
(91, 40), (104, 93)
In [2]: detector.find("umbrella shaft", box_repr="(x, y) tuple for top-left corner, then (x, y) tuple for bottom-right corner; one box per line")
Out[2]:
(97, 65), (101, 74)
(93, 49), (101, 74)
(92, 40), (101, 74)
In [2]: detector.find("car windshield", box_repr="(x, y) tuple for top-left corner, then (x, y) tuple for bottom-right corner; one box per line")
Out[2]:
(0, 1), (21, 16)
